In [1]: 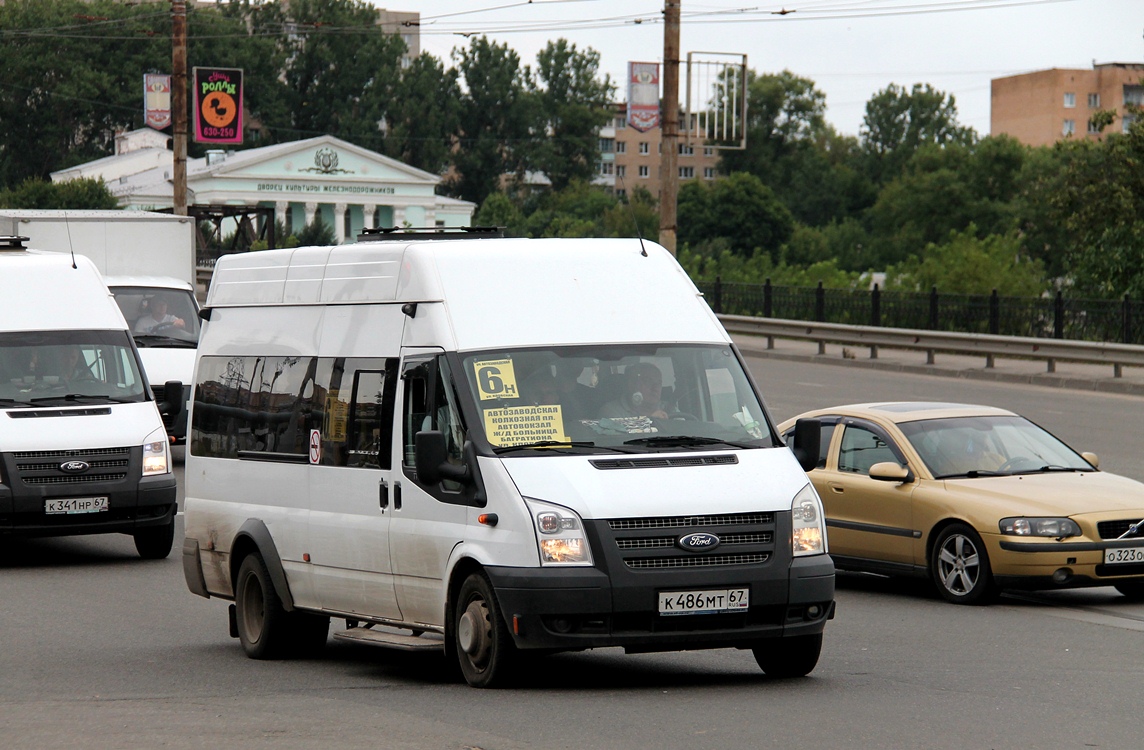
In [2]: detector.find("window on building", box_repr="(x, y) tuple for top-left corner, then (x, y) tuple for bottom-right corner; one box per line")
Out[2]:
(615, 141), (626, 154)
(1088, 92), (1101, 108)
(616, 165), (626, 177)
(638, 165), (649, 178)
(1125, 85), (1144, 107)
(1087, 118), (1101, 135)
(1063, 92), (1076, 108)
(1125, 114), (1137, 133)
(703, 147), (714, 157)
(678, 143), (694, 156)
(616, 188), (627, 200)
(615, 116), (627, 129)
(703, 167), (716, 179)
(638, 142), (649, 155)
(679, 166), (695, 179)
(599, 138), (614, 153)
(599, 162), (614, 175)
(1062, 119), (1075, 137)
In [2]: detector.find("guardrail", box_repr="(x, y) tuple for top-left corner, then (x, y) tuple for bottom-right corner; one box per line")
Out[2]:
(719, 315), (1144, 379)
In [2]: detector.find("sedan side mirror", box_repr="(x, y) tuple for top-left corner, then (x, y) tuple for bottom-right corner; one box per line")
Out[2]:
(869, 461), (914, 483)
(790, 418), (821, 473)
(1081, 452), (1100, 469)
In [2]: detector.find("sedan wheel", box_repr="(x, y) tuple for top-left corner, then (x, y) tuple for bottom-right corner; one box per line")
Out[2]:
(930, 524), (997, 605)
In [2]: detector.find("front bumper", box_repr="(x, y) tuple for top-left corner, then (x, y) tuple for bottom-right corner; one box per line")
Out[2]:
(991, 535), (1144, 589)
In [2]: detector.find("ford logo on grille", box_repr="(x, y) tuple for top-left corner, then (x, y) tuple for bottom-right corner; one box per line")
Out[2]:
(678, 532), (720, 552)
(59, 460), (90, 474)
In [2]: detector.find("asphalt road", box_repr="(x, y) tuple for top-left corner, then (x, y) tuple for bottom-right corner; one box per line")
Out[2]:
(2, 359), (1142, 749)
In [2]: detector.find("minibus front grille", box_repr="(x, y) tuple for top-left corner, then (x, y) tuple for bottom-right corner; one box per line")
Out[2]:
(616, 532), (773, 550)
(13, 447), (130, 459)
(22, 473), (128, 485)
(591, 455), (738, 470)
(9, 447), (134, 487)
(609, 512), (772, 530)
(625, 553), (771, 569)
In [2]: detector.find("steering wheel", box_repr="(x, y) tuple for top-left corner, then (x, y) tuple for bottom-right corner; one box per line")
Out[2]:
(666, 412), (700, 421)
(997, 456), (1033, 473)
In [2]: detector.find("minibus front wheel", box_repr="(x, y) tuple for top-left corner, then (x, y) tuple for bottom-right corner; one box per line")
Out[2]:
(454, 572), (517, 688)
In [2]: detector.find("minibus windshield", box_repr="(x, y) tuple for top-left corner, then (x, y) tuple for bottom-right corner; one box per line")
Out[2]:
(460, 344), (776, 453)
(0, 330), (148, 406)
(110, 286), (200, 347)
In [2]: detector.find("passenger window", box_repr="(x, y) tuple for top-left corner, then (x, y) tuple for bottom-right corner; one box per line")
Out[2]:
(837, 425), (900, 476)
(347, 363), (396, 469)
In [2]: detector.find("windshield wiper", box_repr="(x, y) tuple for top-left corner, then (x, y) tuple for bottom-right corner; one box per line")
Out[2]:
(937, 470), (1008, 479)
(1025, 465), (1086, 474)
(133, 335), (197, 348)
(623, 435), (756, 449)
(0, 398), (34, 408)
(29, 393), (128, 404)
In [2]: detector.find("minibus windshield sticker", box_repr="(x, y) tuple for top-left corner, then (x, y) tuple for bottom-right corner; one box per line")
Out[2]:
(309, 429), (322, 464)
(325, 391), (348, 441)
(472, 358), (519, 401)
(483, 405), (569, 446)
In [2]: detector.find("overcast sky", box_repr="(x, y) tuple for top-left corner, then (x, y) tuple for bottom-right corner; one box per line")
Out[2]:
(396, 0), (1143, 138)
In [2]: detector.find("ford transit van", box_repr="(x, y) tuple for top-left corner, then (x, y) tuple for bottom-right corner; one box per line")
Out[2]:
(0, 236), (178, 558)
(183, 230), (832, 687)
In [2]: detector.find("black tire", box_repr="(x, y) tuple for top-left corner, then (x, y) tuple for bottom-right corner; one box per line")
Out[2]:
(753, 633), (823, 678)
(133, 518), (175, 559)
(930, 523), (997, 605)
(454, 572), (517, 688)
(1114, 581), (1144, 600)
(234, 553), (293, 659)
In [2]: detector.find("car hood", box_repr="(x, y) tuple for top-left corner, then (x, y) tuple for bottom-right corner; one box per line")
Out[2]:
(941, 471), (1144, 517)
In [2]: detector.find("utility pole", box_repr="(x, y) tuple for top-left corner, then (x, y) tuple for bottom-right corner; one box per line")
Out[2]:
(659, 0), (681, 256)
(172, 0), (188, 216)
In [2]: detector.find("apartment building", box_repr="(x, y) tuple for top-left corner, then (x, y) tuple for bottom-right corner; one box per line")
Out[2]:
(991, 62), (1144, 146)
(596, 104), (722, 201)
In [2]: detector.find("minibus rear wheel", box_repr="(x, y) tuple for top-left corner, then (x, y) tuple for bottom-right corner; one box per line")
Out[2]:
(454, 572), (517, 688)
(235, 553), (292, 659)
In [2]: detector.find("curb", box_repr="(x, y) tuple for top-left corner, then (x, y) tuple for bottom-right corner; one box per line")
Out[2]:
(735, 342), (1144, 397)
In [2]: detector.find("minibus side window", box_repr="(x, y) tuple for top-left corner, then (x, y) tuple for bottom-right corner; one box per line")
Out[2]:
(402, 357), (467, 494)
(346, 359), (397, 469)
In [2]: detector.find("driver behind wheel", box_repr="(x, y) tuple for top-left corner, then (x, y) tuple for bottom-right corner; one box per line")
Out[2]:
(601, 362), (669, 419)
(134, 296), (185, 334)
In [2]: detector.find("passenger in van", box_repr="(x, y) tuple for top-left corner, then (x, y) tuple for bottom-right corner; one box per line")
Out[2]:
(135, 297), (186, 334)
(600, 362), (669, 419)
(521, 368), (561, 406)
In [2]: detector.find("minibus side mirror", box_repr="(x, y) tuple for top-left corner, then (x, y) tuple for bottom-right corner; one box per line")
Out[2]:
(161, 380), (184, 414)
(415, 430), (471, 486)
(790, 418), (821, 473)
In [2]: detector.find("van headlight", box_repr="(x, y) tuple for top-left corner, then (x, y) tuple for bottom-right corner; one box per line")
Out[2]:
(792, 483), (827, 557)
(142, 429), (171, 476)
(524, 498), (593, 566)
(999, 517), (1081, 538)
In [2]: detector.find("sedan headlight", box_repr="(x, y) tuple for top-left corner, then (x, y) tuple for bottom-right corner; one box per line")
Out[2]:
(142, 429), (170, 476)
(999, 517), (1081, 538)
(524, 498), (593, 566)
(792, 483), (828, 557)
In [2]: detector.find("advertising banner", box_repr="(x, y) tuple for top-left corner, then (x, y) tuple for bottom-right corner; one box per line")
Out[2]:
(627, 62), (660, 132)
(193, 67), (243, 144)
(143, 74), (171, 130)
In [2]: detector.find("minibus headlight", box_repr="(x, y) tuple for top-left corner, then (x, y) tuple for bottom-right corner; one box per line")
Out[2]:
(524, 498), (593, 566)
(792, 483), (828, 557)
(142, 430), (170, 476)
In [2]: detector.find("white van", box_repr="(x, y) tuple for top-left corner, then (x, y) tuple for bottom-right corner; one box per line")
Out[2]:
(182, 231), (832, 687)
(0, 237), (178, 558)
(104, 275), (200, 443)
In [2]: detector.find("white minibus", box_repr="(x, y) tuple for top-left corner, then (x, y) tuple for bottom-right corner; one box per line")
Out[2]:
(183, 230), (831, 687)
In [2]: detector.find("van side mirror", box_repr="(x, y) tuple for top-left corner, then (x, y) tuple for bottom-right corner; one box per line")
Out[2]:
(161, 380), (184, 414)
(790, 418), (821, 473)
(415, 430), (471, 486)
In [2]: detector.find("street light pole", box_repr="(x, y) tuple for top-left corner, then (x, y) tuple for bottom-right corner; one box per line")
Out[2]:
(172, 0), (188, 217)
(659, 0), (681, 256)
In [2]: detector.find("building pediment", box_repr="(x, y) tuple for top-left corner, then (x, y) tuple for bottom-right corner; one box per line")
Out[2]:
(200, 135), (440, 185)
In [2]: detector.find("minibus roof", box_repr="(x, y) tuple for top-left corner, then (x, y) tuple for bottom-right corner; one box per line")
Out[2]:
(0, 246), (128, 332)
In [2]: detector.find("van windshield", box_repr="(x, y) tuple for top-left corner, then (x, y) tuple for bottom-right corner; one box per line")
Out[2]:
(460, 344), (776, 453)
(110, 286), (200, 347)
(0, 330), (148, 407)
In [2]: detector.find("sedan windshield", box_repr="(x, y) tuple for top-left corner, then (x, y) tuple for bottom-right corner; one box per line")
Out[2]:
(460, 344), (776, 453)
(0, 330), (148, 407)
(898, 415), (1093, 478)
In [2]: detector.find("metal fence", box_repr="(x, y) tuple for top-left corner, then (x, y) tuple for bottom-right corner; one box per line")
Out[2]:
(697, 279), (1144, 346)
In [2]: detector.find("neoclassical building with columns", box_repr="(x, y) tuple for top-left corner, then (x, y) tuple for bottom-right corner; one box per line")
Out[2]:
(52, 130), (475, 243)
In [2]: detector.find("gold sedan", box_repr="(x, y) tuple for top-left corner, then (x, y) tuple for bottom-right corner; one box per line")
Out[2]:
(778, 402), (1144, 604)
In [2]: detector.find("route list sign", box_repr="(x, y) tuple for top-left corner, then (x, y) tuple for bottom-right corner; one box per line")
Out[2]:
(193, 67), (243, 144)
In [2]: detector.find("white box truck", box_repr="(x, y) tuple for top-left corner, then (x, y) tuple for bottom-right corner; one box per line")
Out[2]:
(182, 231), (832, 687)
(0, 235), (178, 558)
(0, 210), (199, 443)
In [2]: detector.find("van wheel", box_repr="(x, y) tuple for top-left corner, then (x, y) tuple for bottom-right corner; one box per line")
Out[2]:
(235, 553), (292, 659)
(454, 572), (517, 688)
(134, 518), (175, 559)
(753, 633), (822, 678)
(931, 524), (998, 605)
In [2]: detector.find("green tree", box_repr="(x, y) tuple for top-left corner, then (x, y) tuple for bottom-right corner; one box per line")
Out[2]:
(380, 53), (462, 175)
(0, 177), (118, 209)
(860, 83), (976, 185)
(884, 226), (1047, 296)
(448, 37), (531, 206)
(678, 172), (794, 259)
(523, 40), (615, 191)
(474, 192), (524, 236)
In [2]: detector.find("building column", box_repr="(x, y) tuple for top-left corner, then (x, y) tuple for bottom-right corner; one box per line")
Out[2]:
(334, 202), (347, 244)
(304, 202), (317, 228)
(424, 208), (437, 228)
(392, 206), (406, 228)
(362, 203), (377, 230)
(275, 201), (289, 233)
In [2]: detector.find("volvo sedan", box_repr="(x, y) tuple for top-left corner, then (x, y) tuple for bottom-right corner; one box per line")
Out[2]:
(778, 402), (1144, 604)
